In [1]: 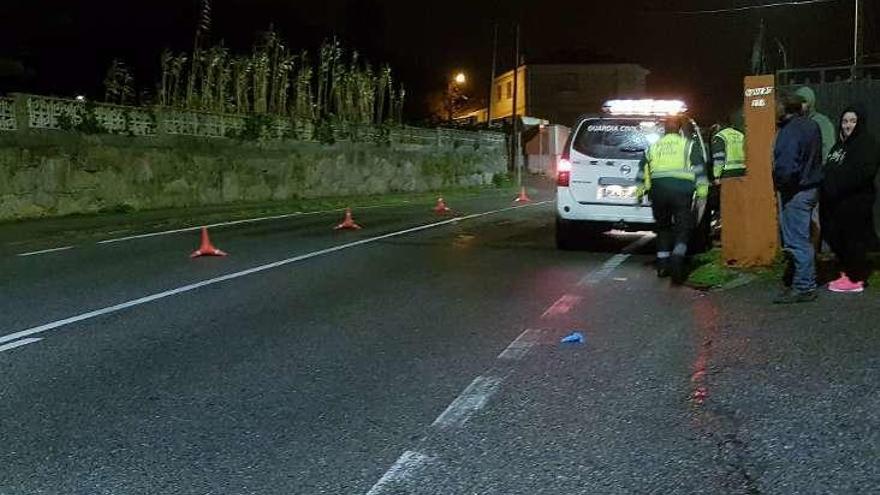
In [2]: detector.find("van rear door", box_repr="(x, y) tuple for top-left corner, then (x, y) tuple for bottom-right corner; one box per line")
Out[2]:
(568, 118), (662, 205)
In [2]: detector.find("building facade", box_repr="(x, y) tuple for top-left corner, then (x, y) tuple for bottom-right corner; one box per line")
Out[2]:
(482, 63), (649, 126)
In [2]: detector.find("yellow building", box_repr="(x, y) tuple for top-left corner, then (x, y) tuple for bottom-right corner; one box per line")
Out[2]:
(459, 63), (649, 127)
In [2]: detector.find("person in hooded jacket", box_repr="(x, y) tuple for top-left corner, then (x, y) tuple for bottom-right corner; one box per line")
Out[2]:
(795, 86), (836, 159)
(820, 105), (880, 293)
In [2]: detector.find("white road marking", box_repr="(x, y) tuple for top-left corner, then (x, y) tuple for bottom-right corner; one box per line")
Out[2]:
(541, 294), (582, 318)
(98, 211), (311, 244)
(16, 246), (75, 257)
(579, 233), (655, 286)
(368, 234), (651, 491)
(497, 328), (541, 360)
(431, 375), (504, 429)
(0, 201), (552, 346)
(96, 204), (417, 245)
(0, 338), (43, 353)
(366, 451), (434, 495)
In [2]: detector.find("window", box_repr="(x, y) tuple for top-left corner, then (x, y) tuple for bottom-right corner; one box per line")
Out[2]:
(505, 81), (513, 100)
(573, 118), (662, 159)
(496, 84), (502, 102)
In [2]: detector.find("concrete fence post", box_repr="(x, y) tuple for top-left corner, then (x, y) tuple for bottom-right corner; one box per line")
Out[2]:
(10, 93), (30, 132)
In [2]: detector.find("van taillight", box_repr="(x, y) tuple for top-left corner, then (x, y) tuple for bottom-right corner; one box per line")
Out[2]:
(557, 159), (571, 187)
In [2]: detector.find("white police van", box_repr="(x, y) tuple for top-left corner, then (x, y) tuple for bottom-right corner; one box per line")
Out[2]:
(555, 99), (708, 249)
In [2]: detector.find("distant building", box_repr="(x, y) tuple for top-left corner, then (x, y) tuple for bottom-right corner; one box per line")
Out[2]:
(456, 63), (649, 127)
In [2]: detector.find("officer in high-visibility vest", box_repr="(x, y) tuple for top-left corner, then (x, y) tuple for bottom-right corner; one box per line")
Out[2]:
(712, 126), (746, 181)
(637, 117), (709, 284)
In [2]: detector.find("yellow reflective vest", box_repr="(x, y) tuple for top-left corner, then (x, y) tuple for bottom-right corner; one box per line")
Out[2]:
(640, 133), (709, 198)
(713, 127), (745, 179)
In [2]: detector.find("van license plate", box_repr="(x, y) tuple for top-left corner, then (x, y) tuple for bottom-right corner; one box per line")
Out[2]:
(598, 185), (636, 199)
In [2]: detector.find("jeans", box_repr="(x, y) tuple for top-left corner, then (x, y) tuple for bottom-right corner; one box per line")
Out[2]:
(779, 188), (818, 291)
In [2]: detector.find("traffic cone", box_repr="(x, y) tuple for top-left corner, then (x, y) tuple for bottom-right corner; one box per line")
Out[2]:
(190, 227), (228, 258)
(433, 197), (451, 215)
(335, 208), (362, 230)
(514, 186), (532, 203)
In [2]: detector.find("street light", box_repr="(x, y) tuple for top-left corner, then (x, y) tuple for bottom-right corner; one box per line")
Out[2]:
(447, 72), (468, 123)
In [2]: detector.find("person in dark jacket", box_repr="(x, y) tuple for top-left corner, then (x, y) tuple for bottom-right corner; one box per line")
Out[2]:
(820, 105), (880, 293)
(773, 94), (824, 303)
(876, 165), (880, 241)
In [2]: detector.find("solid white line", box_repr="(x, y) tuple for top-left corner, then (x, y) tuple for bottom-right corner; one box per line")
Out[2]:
(96, 204), (418, 245)
(365, 451), (434, 495)
(0, 338), (43, 353)
(17, 246), (75, 257)
(497, 328), (540, 361)
(0, 201), (551, 346)
(430, 375), (504, 429)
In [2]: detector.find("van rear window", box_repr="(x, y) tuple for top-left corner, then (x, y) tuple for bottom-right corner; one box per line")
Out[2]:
(573, 119), (663, 159)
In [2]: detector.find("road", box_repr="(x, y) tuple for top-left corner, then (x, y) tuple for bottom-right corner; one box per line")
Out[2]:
(1, 185), (878, 494)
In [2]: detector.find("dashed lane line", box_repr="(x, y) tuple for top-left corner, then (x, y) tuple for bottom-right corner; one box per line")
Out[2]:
(12, 202), (420, 256)
(0, 202), (552, 346)
(365, 451), (435, 495)
(367, 238), (646, 493)
(497, 328), (541, 361)
(579, 233), (655, 286)
(0, 338), (43, 353)
(16, 246), (75, 257)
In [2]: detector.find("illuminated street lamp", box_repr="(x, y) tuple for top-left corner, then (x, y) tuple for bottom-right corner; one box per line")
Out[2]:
(446, 71), (468, 123)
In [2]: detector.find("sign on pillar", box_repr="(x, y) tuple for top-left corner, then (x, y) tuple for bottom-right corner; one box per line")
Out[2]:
(721, 75), (779, 266)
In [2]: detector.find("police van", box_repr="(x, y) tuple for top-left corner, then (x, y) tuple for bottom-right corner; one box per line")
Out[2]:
(555, 99), (709, 249)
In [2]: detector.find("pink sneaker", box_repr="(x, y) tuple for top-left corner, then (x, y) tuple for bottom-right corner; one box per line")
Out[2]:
(828, 274), (864, 293)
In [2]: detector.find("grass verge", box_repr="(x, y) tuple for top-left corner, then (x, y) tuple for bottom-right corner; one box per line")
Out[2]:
(689, 248), (880, 292)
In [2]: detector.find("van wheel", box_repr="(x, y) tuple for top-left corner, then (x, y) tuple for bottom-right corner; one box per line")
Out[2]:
(556, 217), (576, 250)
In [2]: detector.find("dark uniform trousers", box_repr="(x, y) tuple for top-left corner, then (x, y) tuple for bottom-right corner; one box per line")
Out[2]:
(649, 178), (695, 256)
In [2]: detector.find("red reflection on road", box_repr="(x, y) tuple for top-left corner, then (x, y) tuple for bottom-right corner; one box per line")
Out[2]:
(690, 297), (719, 407)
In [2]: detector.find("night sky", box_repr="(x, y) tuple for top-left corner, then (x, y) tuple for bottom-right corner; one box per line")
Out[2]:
(1, 0), (875, 123)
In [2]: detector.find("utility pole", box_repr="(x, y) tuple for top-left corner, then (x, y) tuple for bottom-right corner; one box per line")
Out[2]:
(487, 22), (498, 125)
(511, 22), (520, 184)
(852, 0), (864, 78)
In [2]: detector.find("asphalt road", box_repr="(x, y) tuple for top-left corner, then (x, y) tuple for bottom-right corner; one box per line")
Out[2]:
(1, 185), (878, 494)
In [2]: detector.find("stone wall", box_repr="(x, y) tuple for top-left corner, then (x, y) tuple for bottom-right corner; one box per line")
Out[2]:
(0, 131), (507, 221)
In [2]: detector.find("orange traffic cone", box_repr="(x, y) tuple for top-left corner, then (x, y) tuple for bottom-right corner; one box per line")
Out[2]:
(190, 227), (228, 258)
(433, 197), (451, 215)
(335, 208), (362, 230)
(514, 186), (532, 203)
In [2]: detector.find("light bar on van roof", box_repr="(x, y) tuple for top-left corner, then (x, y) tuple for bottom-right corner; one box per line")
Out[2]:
(602, 99), (687, 116)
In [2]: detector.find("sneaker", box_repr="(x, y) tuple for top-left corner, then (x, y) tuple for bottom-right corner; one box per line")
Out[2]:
(828, 274), (864, 293)
(773, 289), (817, 304)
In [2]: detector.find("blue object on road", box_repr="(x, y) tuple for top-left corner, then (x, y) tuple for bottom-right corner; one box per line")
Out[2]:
(560, 332), (584, 344)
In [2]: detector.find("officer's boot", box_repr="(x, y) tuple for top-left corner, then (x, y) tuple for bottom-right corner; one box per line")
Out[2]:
(670, 255), (687, 285)
(656, 256), (671, 278)
(670, 241), (690, 285)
